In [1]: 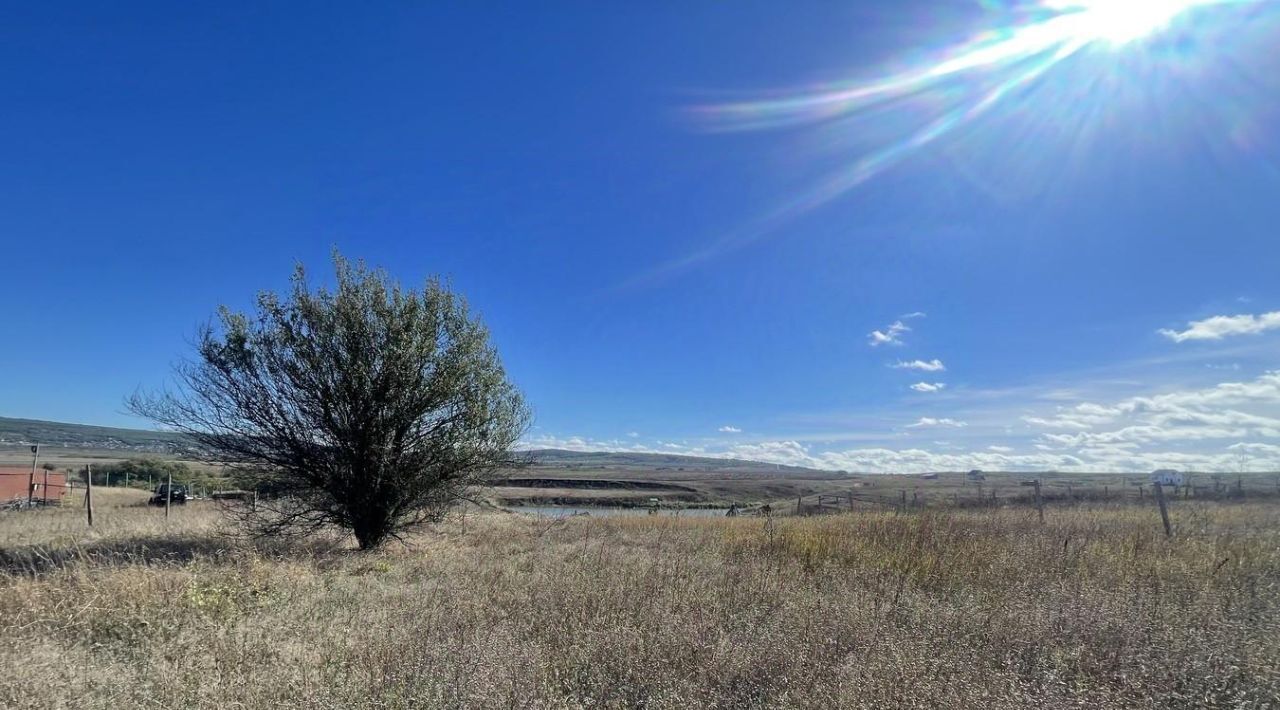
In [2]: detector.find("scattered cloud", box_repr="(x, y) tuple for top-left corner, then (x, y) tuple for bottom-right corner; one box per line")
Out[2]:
(525, 372), (1280, 474)
(892, 359), (946, 372)
(626, 431), (640, 438)
(718, 425), (742, 433)
(1026, 371), (1280, 458)
(869, 320), (910, 347)
(1159, 311), (1280, 342)
(901, 311), (927, 319)
(910, 382), (947, 393)
(906, 417), (967, 428)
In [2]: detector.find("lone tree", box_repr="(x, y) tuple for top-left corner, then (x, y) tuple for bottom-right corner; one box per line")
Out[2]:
(130, 254), (530, 549)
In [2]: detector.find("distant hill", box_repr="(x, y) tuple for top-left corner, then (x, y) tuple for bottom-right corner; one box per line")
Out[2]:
(524, 448), (827, 475)
(0, 416), (832, 474)
(0, 416), (192, 455)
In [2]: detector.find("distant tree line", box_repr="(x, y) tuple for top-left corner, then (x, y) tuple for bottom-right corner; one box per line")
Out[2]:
(82, 458), (196, 488)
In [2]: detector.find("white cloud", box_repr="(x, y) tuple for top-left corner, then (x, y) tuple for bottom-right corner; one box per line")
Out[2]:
(525, 372), (1280, 475)
(1159, 311), (1280, 342)
(900, 311), (927, 319)
(718, 425), (742, 433)
(892, 359), (946, 372)
(910, 382), (947, 393)
(906, 417), (967, 429)
(626, 432), (640, 438)
(1028, 371), (1280, 451)
(869, 320), (910, 347)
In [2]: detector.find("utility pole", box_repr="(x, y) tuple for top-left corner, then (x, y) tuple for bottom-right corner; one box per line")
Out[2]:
(26, 444), (39, 506)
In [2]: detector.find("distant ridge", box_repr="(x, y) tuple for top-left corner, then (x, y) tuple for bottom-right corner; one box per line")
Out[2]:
(0, 416), (191, 454)
(524, 448), (827, 474)
(0, 416), (832, 474)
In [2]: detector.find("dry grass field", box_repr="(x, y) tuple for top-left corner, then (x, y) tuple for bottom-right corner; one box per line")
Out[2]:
(2, 489), (1278, 709)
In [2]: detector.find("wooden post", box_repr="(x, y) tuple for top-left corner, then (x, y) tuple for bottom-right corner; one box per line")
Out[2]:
(27, 444), (39, 506)
(900, 489), (907, 512)
(1138, 485), (1144, 500)
(1034, 480), (1044, 523)
(1153, 482), (1172, 538)
(848, 493), (854, 512)
(1237, 476), (1244, 496)
(165, 471), (172, 519)
(85, 465), (94, 527)
(796, 496), (802, 516)
(41, 466), (49, 506)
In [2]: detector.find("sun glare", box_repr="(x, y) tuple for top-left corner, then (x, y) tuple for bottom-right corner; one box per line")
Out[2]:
(667, 0), (1263, 281)
(1049, 0), (1206, 45)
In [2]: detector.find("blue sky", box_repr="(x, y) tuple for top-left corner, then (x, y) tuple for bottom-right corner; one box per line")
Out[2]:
(2, 1), (1279, 472)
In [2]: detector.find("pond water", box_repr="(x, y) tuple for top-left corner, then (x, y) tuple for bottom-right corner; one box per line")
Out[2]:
(509, 505), (733, 518)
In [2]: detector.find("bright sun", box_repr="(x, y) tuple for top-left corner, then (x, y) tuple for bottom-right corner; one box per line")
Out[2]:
(1049, 0), (1206, 45)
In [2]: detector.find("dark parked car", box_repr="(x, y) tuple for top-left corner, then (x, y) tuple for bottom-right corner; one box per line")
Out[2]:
(149, 483), (188, 506)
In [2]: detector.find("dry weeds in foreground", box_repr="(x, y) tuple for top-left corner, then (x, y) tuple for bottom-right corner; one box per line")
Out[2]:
(1, 493), (1278, 709)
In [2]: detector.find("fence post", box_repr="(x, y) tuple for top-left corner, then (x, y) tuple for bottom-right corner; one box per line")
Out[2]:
(1034, 480), (1044, 523)
(85, 465), (94, 527)
(165, 471), (172, 519)
(1154, 482), (1172, 538)
(27, 444), (39, 507)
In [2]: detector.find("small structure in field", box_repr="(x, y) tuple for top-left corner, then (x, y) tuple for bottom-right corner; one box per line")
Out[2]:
(966, 469), (986, 481)
(920, 472), (938, 480)
(0, 466), (69, 506)
(1150, 469), (1184, 487)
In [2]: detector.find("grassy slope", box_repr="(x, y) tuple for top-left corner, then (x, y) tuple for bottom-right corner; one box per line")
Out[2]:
(1, 497), (1278, 708)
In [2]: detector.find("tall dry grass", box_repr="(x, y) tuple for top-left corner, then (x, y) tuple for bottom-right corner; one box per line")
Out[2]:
(1, 498), (1277, 709)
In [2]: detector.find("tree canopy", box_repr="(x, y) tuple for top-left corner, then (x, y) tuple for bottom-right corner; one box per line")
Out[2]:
(130, 253), (530, 549)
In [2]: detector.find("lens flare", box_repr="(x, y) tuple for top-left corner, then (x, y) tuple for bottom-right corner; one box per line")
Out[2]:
(1048, 0), (1206, 45)
(624, 0), (1274, 289)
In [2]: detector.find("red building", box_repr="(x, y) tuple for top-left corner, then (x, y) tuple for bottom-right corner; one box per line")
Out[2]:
(0, 466), (70, 505)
